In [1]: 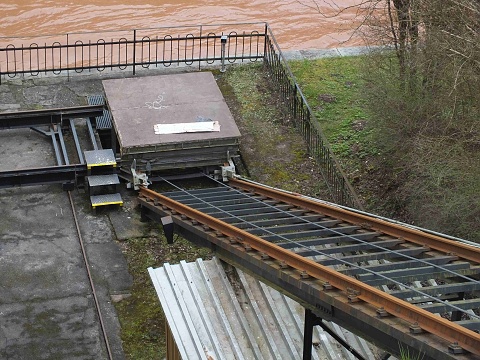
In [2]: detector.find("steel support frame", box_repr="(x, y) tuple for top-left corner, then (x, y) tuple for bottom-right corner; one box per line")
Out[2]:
(87, 118), (99, 151)
(0, 105), (104, 129)
(0, 164), (87, 188)
(303, 308), (367, 360)
(138, 200), (462, 360)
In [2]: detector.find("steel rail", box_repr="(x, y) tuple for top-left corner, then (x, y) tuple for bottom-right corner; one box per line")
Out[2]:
(139, 187), (480, 356)
(67, 191), (113, 360)
(229, 177), (480, 264)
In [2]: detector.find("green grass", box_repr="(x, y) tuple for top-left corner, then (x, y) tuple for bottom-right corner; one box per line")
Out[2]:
(289, 55), (479, 241)
(399, 342), (425, 360)
(289, 56), (378, 160)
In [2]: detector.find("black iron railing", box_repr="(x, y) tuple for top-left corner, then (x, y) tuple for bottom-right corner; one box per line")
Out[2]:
(0, 23), (266, 81)
(263, 24), (363, 209)
(0, 22), (362, 209)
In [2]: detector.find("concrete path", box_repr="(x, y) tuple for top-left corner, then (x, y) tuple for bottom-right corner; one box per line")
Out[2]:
(0, 78), (135, 359)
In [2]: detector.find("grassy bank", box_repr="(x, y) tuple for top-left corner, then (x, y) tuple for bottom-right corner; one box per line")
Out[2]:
(289, 55), (479, 241)
(288, 57), (379, 205)
(288, 57), (376, 160)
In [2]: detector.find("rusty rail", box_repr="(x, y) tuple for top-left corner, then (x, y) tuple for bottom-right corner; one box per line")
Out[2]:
(139, 185), (480, 356)
(229, 177), (480, 264)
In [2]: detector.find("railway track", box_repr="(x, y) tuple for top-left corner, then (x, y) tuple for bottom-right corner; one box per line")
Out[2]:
(138, 175), (480, 360)
(67, 191), (114, 360)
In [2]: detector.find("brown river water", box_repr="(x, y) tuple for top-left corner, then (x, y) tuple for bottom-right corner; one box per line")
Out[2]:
(0, 0), (365, 50)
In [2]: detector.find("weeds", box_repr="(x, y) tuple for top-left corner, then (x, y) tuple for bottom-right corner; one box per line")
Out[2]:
(399, 342), (425, 360)
(115, 234), (212, 359)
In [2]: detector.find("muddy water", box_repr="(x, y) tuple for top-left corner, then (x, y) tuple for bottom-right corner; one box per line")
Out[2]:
(0, 0), (365, 50)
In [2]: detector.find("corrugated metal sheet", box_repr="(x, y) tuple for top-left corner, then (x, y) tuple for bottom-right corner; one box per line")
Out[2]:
(149, 257), (377, 360)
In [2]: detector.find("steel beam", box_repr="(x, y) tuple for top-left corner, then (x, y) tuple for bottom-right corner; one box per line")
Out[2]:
(390, 283), (480, 300)
(339, 256), (459, 276)
(70, 119), (85, 164)
(0, 164), (87, 188)
(224, 213), (320, 226)
(87, 118), (98, 150)
(50, 130), (63, 166)
(419, 298), (480, 313)
(262, 225), (360, 242)
(202, 203), (294, 217)
(243, 219), (341, 234)
(294, 239), (404, 257)
(279, 232), (381, 249)
(319, 248), (430, 266)
(359, 263), (479, 287)
(57, 126), (70, 165)
(0, 105), (104, 129)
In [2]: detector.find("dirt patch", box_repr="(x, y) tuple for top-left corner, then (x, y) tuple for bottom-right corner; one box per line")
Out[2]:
(216, 65), (333, 200)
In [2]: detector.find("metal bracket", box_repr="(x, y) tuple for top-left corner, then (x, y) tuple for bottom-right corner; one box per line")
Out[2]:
(130, 159), (151, 190)
(220, 158), (236, 181)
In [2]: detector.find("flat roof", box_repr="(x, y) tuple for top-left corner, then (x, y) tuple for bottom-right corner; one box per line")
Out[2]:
(102, 72), (241, 149)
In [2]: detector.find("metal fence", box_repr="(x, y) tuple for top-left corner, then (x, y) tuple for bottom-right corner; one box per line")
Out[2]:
(263, 25), (363, 209)
(0, 22), (362, 209)
(0, 23), (266, 82)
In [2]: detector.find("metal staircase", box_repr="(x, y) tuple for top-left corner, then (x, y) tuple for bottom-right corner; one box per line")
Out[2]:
(84, 149), (123, 209)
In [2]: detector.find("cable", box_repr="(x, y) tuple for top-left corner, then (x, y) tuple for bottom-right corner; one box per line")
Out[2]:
(152, 176), (480, 320)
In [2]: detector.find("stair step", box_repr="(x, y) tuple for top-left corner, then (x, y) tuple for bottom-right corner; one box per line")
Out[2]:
(90, 193), (123, 208)
(87, 174), (120, 187)
(84, 149), (116, 169)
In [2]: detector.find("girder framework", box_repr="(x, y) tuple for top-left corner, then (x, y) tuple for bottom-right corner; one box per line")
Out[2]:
(0, 105), (104, 129)
(0, 105), (106, 188)
(138, 178), (480, 360)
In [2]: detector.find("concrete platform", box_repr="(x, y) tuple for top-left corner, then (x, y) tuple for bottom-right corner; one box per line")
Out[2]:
(102, 72), (241, 171)
(0, 77), (134, 360)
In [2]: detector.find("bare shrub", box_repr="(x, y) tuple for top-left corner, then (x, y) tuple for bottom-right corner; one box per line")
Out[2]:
(300, 1), (480, 240)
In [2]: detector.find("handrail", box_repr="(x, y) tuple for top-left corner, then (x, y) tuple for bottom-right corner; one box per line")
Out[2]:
(0, 23), (267, 82)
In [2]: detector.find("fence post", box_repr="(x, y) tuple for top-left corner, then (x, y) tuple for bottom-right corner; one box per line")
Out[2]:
(220, 35), (228, 72)
(293, 85), (298, 120)
(67, 33), (70, 82)
(133, 29), (136, 76)
(199, 25), (203, 71)
(263, 23), (268, 62)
